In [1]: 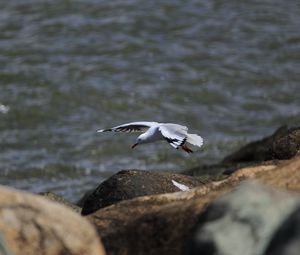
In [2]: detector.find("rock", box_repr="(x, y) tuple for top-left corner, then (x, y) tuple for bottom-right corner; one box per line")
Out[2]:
(186, 181), (300, 255)
(88, 186), (215, 255)
(251, 155), (300, 191)
(264, 205), (300, 255)
(181, 160), (244, 176)
(0, 185), (105, 255)
(185, 126), (299, 176)
(40, 191), (81, 213)
(87, 156), (300, 255)
(0, 234), (13, 255)
(81, 170), (206, 215)
(77, 189), (94, 207)
(222, 126), (300, 163)
(271, 128), (300, 160)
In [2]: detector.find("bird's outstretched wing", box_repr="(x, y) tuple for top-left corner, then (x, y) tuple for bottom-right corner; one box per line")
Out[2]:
(97, 121), (158, 133)
(159, 124), (188, 148)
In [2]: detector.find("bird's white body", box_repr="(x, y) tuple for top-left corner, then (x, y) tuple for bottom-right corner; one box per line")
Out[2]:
(137, 125), (163, 143)
(97, 121), (203, 153)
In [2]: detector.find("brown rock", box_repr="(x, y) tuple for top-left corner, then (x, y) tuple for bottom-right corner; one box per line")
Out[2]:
(87, 156), (300, 255)
(88, 189), (213, 255)
(0, 186), (105, 255)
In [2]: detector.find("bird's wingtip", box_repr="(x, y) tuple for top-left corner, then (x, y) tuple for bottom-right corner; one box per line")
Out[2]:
(97, 129), (104, 133)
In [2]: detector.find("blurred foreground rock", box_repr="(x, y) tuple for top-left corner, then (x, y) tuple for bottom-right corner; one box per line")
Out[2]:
(0, 186), (105, 255)
(187, 181), (300, 255)
(87, 155), (300, 255)
(264, 205), (300, 255)
(81, 170), (207, 215)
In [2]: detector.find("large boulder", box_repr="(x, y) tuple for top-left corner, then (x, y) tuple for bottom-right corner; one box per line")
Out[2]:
(222, 126), (300, 163)
(87, 156), (300, 255)
(184, 126), (300, 177)
(81, 170), (206, 215)
(87, 184), (217, 255)
(186, 181), (300, 255)
(0, 186), (105, 255)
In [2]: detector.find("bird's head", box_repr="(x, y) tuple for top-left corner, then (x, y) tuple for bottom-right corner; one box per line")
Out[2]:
(131, 134), (146, 149)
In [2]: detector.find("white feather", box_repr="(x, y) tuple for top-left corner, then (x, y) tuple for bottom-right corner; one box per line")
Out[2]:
(187, 133), (204, 147)
(172, 180), (190, 191)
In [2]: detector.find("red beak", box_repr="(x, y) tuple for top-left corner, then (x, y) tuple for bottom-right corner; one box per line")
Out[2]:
(131, 143), (138, 149)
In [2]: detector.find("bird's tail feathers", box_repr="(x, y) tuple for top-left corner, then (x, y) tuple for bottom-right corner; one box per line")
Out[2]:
(186, 134), (204, 147)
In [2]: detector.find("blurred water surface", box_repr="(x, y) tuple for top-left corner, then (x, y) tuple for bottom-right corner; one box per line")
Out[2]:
(0, 0), (300, 201)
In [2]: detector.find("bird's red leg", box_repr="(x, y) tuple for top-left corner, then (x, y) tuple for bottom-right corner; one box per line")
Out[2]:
(181, 144), (193, 153)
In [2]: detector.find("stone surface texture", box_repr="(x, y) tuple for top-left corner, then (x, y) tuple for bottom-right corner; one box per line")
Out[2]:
(0, 186), (105, 255)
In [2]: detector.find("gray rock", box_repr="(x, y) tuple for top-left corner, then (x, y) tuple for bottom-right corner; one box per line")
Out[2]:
(0, 233), (13, 255)
(81, 170), (206, 215)
(264, 205), (300, 255)
(187, 181), (300, 255)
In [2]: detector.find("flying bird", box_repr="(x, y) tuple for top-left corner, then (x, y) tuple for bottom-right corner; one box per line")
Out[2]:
(97, 121), (203, 153)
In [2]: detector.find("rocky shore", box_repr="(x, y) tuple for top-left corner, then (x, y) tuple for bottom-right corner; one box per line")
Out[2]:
(0, 126), (299, 255)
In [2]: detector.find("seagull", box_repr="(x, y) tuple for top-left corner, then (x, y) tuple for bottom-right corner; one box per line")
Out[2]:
(97, 121), (203, 153)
